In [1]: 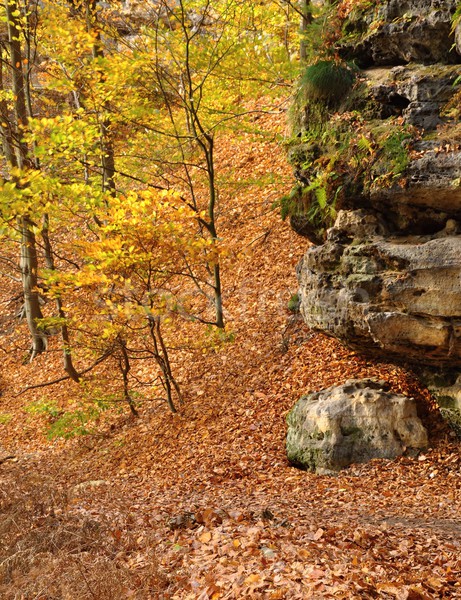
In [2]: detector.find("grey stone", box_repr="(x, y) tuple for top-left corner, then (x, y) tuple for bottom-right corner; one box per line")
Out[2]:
(330, 209), (388, 240)
(290, 0), (461, 435)
(369, 142), (461, 217)
(286, 379), (428, 475)
(366, 64), (460, 130)
(419, 369), (461, 435)
(298, 223), (461, 367)
(342, 0), (460, 66)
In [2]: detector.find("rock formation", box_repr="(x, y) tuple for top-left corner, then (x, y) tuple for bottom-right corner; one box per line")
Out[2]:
(298, 213), (461, 367)
(286, 379), (428, 474)
(288, 0), (461, 430)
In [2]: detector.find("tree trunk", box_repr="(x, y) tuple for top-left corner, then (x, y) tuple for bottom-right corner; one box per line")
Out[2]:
(42, 215), (80, 381)
(117, 337), (138, 417)
(5, 0), (31, 169)
(86, 0), (116, 197)
(0, 46), (17, 166)
(20, 216), (47, 359)
(5, 0), (46, 359)
(205, 143), (224, 330)
(300, 1), (312, 62)
(147, 315), (180, 413)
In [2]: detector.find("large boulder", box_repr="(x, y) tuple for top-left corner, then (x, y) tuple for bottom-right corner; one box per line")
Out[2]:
(286, 379), (428, 475)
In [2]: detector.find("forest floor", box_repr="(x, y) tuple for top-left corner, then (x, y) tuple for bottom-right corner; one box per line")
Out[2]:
(1, 103), (461, 599)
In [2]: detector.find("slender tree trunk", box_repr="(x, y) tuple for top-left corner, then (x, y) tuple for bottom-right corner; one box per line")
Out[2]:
(86, 0), (116, 197)
(204, 140), (224, 329)
(189, 99), (225, 329)
(20, 217), (47, 359)
(147, 315), (180, 413)
(117, 337), (138, 417)
(5, 0), (46, 359)
(42, 215), (81, 381)
(100, 119), (116, 195)
(300, 1), (312, 62)
(0, 46), (17, 165)
(6, 0), (30, 168)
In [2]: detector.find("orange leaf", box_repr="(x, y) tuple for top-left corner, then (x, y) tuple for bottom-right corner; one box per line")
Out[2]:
(199, 531), (212, 543)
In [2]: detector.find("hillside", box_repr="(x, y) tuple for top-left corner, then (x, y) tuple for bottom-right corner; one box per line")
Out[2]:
(1, 106), (461, 599)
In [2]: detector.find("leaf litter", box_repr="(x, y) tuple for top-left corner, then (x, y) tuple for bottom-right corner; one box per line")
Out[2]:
(0, 102), (460, 599)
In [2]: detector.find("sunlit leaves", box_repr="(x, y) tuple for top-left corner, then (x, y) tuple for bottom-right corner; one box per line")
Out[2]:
(42, 188), (223, 336)
(26, 114), (100, 161)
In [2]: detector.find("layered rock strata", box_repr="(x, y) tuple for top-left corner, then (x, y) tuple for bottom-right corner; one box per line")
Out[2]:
(295, 0), (461, 367)
(293, 0), (461, 431)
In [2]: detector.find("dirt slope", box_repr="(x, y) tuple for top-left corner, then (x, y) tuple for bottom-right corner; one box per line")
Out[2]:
(1, 104), (460, 599)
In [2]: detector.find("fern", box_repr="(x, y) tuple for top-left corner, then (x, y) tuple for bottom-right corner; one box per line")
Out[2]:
(315, 186), (327, 209)
(357, 135), (372, 153)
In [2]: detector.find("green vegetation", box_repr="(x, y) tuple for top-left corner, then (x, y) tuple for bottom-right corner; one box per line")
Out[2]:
(0, 413), (13, 425)
(281, 58), (414, 243)
(299, 60), (357, 107)
(287, 293), (300, 313)
(25, 392), (119, 439)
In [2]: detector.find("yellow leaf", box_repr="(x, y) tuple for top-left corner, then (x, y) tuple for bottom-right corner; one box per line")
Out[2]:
(244, 573), (260, 585)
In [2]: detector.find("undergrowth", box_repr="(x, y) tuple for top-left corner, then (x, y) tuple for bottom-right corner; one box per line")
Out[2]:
(276, 90), (418, 243)
(0, 465), (170, 599)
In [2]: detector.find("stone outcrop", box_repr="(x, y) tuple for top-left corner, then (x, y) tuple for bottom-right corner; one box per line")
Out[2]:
(340, 0), (460, 66)
(298, 210), (461, 367)
(286, 379), (428, 475)
(366, 63), (459, 131)
(292, 9), (461, 357)
(290, 0), (461, 433)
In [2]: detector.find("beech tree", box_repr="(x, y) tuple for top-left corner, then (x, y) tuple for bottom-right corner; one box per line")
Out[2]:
(0, 0), (299, 410)
(95, 0), (298, 328)
(1, 0), (47, 359)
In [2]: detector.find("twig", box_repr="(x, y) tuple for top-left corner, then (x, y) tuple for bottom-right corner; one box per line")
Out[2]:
(15, 350), (112, 396)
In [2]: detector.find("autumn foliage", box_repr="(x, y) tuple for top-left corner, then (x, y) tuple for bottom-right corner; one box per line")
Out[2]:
(1, 1), (461, 599)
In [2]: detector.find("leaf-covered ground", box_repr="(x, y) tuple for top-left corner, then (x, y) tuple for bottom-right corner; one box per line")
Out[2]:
(1, 104), (461, 599)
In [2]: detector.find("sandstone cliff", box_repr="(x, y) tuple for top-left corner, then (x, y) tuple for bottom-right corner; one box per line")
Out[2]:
(289, 0), (461, 429)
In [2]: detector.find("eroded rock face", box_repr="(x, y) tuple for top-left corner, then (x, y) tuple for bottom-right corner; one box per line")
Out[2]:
(293, 0), (461, 365)
(366, 64), (460, 130)
(341, 0), (460, 66)
(370, 142), (461, 218)
(298, 211), (461, 367)
(286, 379), (428, 474)
(291, 1), (461, 432)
